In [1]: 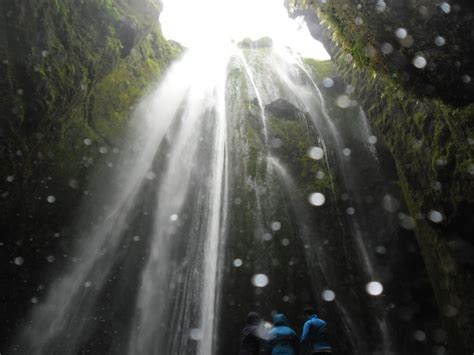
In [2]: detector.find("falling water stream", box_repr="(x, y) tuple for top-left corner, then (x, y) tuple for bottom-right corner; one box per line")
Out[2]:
(11, 4), (412, 354)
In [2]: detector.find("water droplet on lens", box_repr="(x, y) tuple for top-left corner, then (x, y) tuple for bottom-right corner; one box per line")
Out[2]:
(413, 330), (426, 342)
(381, 43), (393, 55)
(323, 78), (334, 88)
(428, 210), (443, 223)
(413, 56), (427, 69)
(233, 258), (243, 267)
(336, 95), (351, 108)
(84, 281), (92, 288)
(308, 147), (324, 160)
(14, 256), (24, 265)
(252, 274), (269, 287)
(368, 135), (377, 144)
(47, 195), (56, 203)
(190, 328), (203, 340)
(308, 192), (325, 206)
(83, 138), (92, 146)
(342, 148), (351, 156)
(322, 289), (336, 301)
(366, 281), (383, 296)
(435, 36), (446, 46)
(263, 233), (272, 241)
(395, 28), (407, 39)
(281, 238), (290, 246)
(271, 221), (281, 231)
(346, 207), (355, 215)
(439, 2), (451, 14)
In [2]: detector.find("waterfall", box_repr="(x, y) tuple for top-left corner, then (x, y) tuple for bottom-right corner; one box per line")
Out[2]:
(12, 40), (402, 354)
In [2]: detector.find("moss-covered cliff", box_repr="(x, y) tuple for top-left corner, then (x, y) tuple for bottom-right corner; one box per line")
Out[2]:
(0, 0), (181, 347)
(290, 0), (474, 353)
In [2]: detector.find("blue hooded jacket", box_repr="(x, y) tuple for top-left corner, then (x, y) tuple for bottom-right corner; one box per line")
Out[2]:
(300, 314), (331, 352)
(268, 314), (298, 355)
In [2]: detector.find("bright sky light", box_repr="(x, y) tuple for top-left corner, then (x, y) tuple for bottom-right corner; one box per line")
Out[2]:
(160, 0), (330, 60)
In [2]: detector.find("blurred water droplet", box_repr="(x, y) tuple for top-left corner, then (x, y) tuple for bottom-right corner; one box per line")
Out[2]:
(170, 214), (179, 222)
(376, 0), (386, 12)
(381, 43), (393, 55)
(84, 281), (92, 288)
(14, 256), (24, 266)
(442, 304), (458, 317)
(342, 148), (351, 156)
(133, 235), (140, 242)
(435, 36), (446, 47)
(336, 95), (351, 108)
(428, 210), (443, 223)
(271, 221), (281, 231)
(308, 192), (325, 206)
(413, 330), (426, 342)
(395, 28), (407, 39)
(401, 216), (416, 230)
(354, 17), (363, 25)
(190, 328), (203, 340)
(323, 78), (334, 88)
(382, 194), (400, 213)
(281, 238), (290, 246)
(46, 255), (55, 263)
(252, 274), (269, 287)
(368, 135), (378, 144)
(68, 179), (79, 189)
(322, 289), (336, 301)
(346, 207), (355, 215)
(31, 297), (39, 304)
(233, 258), (243, 267)
(99, 147), (108, 154)
(83, 138), (92, 146)
(413, 56), (427, 69)
(46, 195), (56, 203)
(439, 2), (451, 13)
(6, 176), (14, 182)
(263, 233), (272, 241)
(376, 246), (387, 255)
(366, 281), (383, 296)
(308, 147), (324, 160)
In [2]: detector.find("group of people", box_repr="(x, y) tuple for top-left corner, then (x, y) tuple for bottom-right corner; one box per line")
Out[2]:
(239, 307), (332, 355)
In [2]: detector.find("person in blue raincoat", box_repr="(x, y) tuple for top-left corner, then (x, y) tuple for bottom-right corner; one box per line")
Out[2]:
(300, 307), (332, 354)
(267, 313), (299, 355)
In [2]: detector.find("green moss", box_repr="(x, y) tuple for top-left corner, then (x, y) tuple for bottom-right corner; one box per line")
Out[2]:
(291, 1), (474, 350)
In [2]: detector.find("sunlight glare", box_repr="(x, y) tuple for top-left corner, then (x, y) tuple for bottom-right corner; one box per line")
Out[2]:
(160, 0), (330, 59)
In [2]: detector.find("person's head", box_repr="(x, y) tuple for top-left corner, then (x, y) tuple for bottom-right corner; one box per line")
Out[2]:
(246, 312), (262, 326)
(272, 313), (288, 326)
(303, 306), (315, 318)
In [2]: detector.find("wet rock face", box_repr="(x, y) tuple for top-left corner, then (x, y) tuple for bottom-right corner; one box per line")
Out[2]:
(264, 99), (303, 121)
(290, 1), (474, 352)
(290, 0), (474, 107)
(0, 0), (181, 350)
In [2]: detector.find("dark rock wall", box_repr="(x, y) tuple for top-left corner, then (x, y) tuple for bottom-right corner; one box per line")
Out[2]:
(0, 0), (181, 349)
(289, 0), (474, 353)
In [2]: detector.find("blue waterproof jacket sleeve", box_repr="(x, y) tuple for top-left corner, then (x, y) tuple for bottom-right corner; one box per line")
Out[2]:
(300, 320), (311, 344)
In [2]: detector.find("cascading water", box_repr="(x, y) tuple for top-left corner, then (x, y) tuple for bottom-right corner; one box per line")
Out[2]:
(11, 3), (414, 355)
